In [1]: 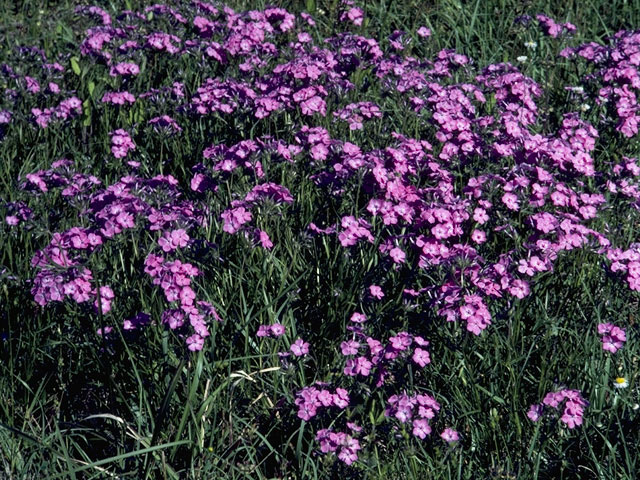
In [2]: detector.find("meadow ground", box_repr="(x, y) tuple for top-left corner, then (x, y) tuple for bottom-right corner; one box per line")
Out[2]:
(1, 0), (639, 478)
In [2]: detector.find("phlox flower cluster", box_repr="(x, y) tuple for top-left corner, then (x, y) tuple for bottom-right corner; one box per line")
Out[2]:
(22, 159), (101, 199)
(109, 62), (140, 77)
(315, 427), (362, 465)
(534, 15), (576, 38)
(4, 201), (32, 226)
(5, 1), (640, 467)
(295, 385), (350, 421)
(148, 115), (182, 133)
(385, 392), (441, 439)
(340, 329), (432, 382)
(220, 182), (293, 249)
(30, 227), (106, 310)
(158, 229), (190, 253)
(74, 5), (112, 26)
(606, 243), (640, 291)
(31, 97), (82, 128)
(145, 255), (222, 351)
(527, 389), (588, 429)
(597, 323), (627, 353)
(101, 91), (136, 105)
(0, 110), (12, 125)
(562, 31), (640, 138)
(110, 129), (136, 159)
(605, 157), (640, 205)
(256, 323), (286, 338)
(23, 158), (213, 348)
(339, 1), (364, 27)
(333, 101), (383, 130)
(256, 323), (310, 357)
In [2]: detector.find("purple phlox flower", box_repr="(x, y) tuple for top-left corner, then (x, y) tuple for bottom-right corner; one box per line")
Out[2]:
(102, 91), (136, 105)
(110, 129), (136, 158)
(149, 115), (182, 133)
(123, 312), (151, 331)
(109, 62), (140, 77)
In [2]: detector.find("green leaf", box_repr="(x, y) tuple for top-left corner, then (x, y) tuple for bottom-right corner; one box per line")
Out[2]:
(70, 57), (81, 76)
(87, 81), (95, 97)
(82, 99), (91, 126)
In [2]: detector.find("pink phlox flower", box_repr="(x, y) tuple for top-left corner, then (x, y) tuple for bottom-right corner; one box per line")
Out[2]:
(517, 259), (535, 276)
(598, 323), (626, 353)
(412, 419), (431, 439)
(350, 312), (367, 323)
(389, 332), (412, 351)
(440, 428), (460, 442)
(412, 347), (431, 367)
(270, 323), (286, 337)
(527, 404), (543, 422)
(340, 340), (360, 355)
(369, 284), (384, 299)
(501, 192), (520, 211)
(471, 229), (486, 244)
(290, 338), (310, 356)
(417, 26), (431, 38)
(389, 247), (406, 264)
(332, 388), (350, 409)
(258, 230), (273, 249)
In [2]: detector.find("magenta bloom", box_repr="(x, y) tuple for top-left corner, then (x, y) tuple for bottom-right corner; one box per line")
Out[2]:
(440, 428), (460, 443)
(256, 323), (286, 338)
(110, 129), (136, 158)
(340, 340), (360, 355)
(527, 404), (543, 422)
(290, 338), (310, 357)
(102, 91), (136, 105)
(186, 334), (205, 351)
(369, 284), (384, 299)
(332, 388), (350, 409)
(353, 356), (373, 376)
(561, 409), (583, 429)
(109, 62), (140, 77)
(412, 347), (431, 367)
(390, 247), (406, 264)
(258, 230), (273, 249)
(158, 229), (189, 252)
(95, 285), (115, 313)
(346, 7), (364, 26)
(501, 192), (520, 211)
(221, 206), (252, 234)
(412, 419), (431, 439)
(350, 312), (367, 323)
(270, 323), (286, 337)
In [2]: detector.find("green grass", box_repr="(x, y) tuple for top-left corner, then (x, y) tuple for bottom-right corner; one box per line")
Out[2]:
(0, 0), (639, 478)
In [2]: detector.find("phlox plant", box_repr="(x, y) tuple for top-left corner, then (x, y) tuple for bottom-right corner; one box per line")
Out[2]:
(0, 0), (639, 479)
